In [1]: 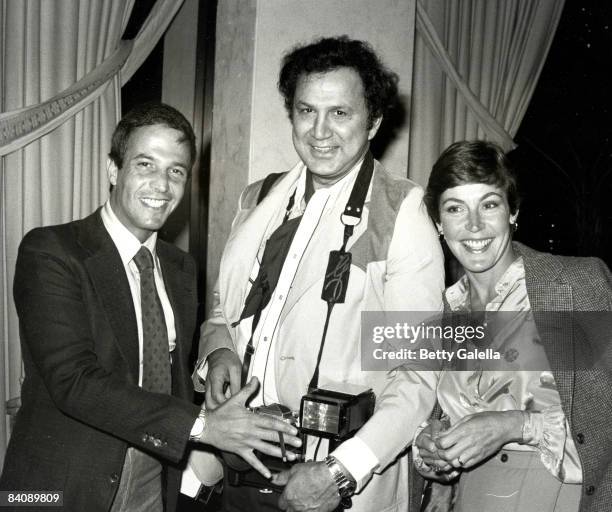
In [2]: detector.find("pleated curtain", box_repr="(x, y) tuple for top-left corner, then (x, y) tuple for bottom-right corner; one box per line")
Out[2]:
(408, 0), (565, 185)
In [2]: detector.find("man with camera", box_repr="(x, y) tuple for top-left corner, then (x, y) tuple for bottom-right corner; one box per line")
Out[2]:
(195, 37), (444, 511)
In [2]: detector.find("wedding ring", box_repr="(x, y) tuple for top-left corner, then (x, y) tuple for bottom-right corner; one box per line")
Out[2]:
(457, 455), (465, 466)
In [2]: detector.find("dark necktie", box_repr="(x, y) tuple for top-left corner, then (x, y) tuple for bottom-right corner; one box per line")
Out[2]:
(133, 246), (171, 394)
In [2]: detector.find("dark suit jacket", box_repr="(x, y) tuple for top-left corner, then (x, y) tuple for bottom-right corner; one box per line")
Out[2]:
(410, 242), (612, 512)
(0, 210), (201, 512)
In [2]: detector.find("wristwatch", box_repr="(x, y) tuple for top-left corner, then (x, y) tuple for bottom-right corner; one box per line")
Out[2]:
(324, 455), (356, 499)
(189, 408), (207, 441)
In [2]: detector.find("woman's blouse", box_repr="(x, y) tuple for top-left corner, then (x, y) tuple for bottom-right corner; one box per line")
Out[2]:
(439, 256), (582, 483)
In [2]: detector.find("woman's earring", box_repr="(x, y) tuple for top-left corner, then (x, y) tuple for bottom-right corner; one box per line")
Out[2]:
(437, 227), (444, 239)
(511, 220), (518, 232)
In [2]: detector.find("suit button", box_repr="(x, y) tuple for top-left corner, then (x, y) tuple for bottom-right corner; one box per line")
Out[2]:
(576, 433), (585, 444)
(585, 485), (595, 496)
(500, 453), (509, 463)
(110, 473), (119, 484)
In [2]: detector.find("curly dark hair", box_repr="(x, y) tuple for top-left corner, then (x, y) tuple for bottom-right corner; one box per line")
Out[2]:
(278, 36), (399, 128)
(109, 102), (196, 170)
(424, 140), (520, 224)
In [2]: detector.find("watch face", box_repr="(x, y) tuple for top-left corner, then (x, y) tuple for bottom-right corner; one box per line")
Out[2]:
(191, 417), (204, 439)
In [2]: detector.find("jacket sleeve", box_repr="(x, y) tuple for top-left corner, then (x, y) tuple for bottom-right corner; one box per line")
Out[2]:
(383, 185), (445, 311)
(14, 228), (200, 463)
(193, 184), (259, 388)
(192, 278), (238, 391)
(333, 186), (445, 488)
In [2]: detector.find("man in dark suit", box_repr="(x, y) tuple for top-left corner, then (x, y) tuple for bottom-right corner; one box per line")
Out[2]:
(0, 103), (300, 512)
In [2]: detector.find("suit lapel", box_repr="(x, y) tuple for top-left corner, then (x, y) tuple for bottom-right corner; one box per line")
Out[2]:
(519, 243), (575, 416)
(78, 210), (140, 382)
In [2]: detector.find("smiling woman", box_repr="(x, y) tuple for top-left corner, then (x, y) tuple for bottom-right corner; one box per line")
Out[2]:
(412, 139), (612, 512)
(425, 140), (520, 308)
(438, 183), (518, 292)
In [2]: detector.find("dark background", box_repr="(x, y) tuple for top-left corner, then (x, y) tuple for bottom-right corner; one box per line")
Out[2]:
(511, 1), (612, 267)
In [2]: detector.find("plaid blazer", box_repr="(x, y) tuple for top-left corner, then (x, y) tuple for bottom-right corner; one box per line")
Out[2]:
(517, 242), (612, 512)
(410, 242), (612, 512)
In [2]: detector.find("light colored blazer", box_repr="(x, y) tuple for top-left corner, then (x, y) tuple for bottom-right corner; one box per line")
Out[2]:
(199, 159), (444, 511)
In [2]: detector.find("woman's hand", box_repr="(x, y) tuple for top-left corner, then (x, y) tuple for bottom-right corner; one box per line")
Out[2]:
(414, 419), (458, 481)
(433, 410), (523, 469)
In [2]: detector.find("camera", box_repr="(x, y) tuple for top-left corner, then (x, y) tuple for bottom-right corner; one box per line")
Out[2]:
(300, 387), (375, 450)
(224, 387), (375, 491)
(223, 403), (305, 491)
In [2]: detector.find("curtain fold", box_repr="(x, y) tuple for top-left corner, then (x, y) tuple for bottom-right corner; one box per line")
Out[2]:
(408, 0), (565, 185)
(0, 0), (184, 467)
(0, 0), (186, 156)
(0, 41), (132, 156)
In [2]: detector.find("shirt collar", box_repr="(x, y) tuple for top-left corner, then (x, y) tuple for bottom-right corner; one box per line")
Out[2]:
(292, 153), (366, 215)
(100, 201), (158, 266)
(445, 256), (525, 311)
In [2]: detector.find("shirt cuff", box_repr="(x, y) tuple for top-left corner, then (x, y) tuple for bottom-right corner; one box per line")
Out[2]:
(192, 347), (238, 393)
(331, 436), (380, 492)
(192, 357), (207, 393)
(180, 463), (202, 498)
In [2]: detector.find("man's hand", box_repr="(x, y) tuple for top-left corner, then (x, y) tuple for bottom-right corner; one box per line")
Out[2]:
(205, 347), (242, 410)
(434, 410), (523, 469)
(278, 462), (340, 512)
(414, 420), (458, 481)
(200, 377), (302, 478)
(270, 468), (292, 487)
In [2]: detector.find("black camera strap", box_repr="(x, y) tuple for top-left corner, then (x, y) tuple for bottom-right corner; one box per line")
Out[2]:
(308, 152), (374, 391)
(236, 187), (298, 386)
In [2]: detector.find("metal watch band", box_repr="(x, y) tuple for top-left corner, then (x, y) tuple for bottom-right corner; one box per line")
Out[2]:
(324, 455), (356, 498)
(190, 408), (207, 441)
